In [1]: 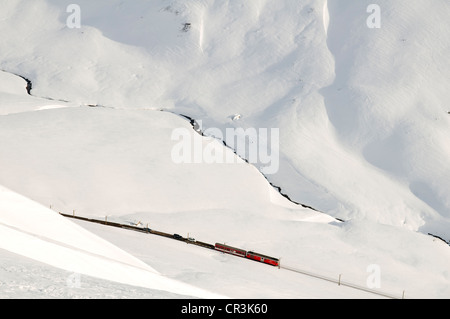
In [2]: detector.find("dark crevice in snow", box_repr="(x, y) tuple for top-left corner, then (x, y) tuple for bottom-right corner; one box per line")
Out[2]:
(41, 96), (70, 103)
(176, 113), (204, 136)
(263, 179), (322, 212)
(428, 233), (450, 246)
(0, 73), (337, 220)
(2, 70), (70, 104)
(1, 70), (32, 95)
(169, 111), (340, 219)
(18, 75), (32, 95)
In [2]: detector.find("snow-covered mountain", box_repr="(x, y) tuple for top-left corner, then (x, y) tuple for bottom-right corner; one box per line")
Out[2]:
(0, 0), (449, 299)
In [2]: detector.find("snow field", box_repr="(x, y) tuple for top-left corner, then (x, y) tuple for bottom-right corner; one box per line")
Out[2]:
(0, 0), (449, 298)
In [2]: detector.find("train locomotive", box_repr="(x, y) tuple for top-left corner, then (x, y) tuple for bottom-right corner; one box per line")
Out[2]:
(215, 243), (280, 267)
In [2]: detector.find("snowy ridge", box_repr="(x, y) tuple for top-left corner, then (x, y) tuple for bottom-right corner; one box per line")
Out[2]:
(0, 186), (225, 299)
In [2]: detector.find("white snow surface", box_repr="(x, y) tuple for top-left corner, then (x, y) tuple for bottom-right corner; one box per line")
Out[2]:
(0, 0), (450, 298)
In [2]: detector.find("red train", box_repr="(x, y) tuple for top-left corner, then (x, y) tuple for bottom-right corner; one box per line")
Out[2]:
(215, 243), (280, 267)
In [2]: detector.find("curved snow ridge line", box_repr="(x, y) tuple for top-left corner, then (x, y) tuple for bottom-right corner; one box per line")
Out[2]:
(168, 110), (342, 221)
(0, 223), (226, 299)
(0, 221), (156, 275)
(0, 69), (333, 219)
(0, 69), (153, 112)
(1, 69), (32, 95)
(1, 70), (71, 104)
(0, 185), (157, 272)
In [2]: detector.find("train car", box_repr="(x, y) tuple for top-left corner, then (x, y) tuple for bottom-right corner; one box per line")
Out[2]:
(214, 243), (247, 258)
(246, 251), (280, 267)
(173, 233), (184, 240)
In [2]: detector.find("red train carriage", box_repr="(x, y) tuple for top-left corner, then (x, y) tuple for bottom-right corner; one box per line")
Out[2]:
(215, 243), (247, 258)
(215, 243), (280, 267)
(246, 251), (280, 267)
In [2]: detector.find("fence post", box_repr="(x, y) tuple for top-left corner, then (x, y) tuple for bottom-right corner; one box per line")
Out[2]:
(338, 274), (342, 286)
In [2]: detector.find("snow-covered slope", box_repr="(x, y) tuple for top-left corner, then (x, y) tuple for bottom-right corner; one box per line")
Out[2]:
(0, 0), (449, 298)
(0, 185), (225, 299)
(2, 0), (449, 235)
(320, 0), (450, 233)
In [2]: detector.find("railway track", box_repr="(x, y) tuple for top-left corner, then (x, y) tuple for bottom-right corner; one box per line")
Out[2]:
(280, 265), (401, 299)
(59, 213), (215, 250)
(59, 212), (403, 299)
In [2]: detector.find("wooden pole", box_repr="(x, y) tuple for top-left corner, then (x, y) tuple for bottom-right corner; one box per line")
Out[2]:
(338, 274), (342, 286)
